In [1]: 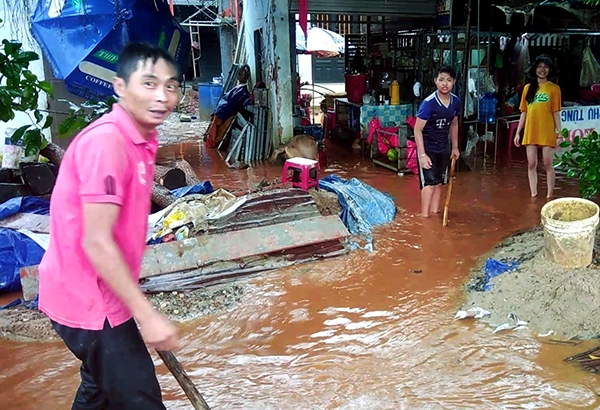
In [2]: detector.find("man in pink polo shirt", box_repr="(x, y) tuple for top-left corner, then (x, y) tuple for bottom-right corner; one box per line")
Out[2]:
(38, 42), (180, 409)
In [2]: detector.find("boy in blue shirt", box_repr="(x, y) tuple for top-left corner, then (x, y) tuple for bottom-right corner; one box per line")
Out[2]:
(413, 65), (461, 217)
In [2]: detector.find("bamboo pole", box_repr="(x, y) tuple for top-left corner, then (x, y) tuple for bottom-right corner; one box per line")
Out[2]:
(443, 157), (457, 227)
(156, 350), (211, 410)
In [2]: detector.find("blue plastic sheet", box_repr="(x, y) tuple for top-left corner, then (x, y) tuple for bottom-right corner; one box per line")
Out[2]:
(484, 258), (519, 291)
(170, 181), (214, 198)
(318, 175), (396, 250)
(0, 196), (50, 220)
(0, 196), (50, 294)
(0, 296), (38, 310)
(0, 229), (46, 293)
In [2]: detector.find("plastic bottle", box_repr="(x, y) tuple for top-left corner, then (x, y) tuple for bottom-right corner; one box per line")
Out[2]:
(390, 80), (400, 105)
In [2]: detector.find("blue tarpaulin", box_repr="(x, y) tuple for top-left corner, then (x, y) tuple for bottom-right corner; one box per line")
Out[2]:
(0, 296), (38, 310)
(0, 197), (50, 294)
(484, 258), (519, 291)
(318, 175), (396, 250)
(31, 0), (190, 100)
(0, 196), (50, 220)
(170, 181), (214, 198)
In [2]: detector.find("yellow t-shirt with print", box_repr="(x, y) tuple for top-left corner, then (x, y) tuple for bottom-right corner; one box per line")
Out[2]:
(519, 81), (562, 147)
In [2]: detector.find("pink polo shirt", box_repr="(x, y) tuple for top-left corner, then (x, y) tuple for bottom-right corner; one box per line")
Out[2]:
(38, 104), (158, 330)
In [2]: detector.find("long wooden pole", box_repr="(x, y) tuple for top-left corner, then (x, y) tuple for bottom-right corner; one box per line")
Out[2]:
(443, 157), (457, 227)
(458, 0), (473, 161)
(156, 350), (211, 410)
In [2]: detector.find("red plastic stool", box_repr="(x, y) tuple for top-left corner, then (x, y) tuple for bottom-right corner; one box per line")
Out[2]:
(281, 157), (320, 191)
(506, 120), (520, 150)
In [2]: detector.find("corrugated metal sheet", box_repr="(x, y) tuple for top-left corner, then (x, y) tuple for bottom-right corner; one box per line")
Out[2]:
(290, 0), (436, 16)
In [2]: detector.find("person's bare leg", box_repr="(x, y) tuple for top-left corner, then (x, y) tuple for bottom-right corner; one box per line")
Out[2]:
(421, 186), (435, 217)
(542, 146), (556, 198)
(526, 145), (539, 197)
(430, 184), (443, 214)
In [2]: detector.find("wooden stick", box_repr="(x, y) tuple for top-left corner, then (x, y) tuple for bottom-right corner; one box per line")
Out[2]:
(156, 350), (211, 410)
(565, 345), (600, 362)
(442, 157), (457, 227)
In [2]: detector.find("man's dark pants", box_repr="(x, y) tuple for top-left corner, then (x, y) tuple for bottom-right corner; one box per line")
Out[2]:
(51, 318), (165, 410)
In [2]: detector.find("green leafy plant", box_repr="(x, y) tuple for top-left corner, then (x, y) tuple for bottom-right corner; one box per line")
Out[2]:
(0, 19), (54, 157)
(57, 96), (118, 138)
(554, 128), (600, 199)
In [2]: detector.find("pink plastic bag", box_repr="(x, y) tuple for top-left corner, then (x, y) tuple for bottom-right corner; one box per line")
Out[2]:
(406, 140), (418, 174)
(368, 116), (399, 155)
(405, 115), (417, 129)
(367, 116), (381, 144)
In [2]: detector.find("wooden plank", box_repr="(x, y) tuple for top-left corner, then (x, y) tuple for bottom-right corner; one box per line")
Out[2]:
(20, 216), (350, 299)
(0, 213), (50, 234)
(140, 240), (348, 293)
(140, 215), (349, 279)
(207, 189), (318, 234)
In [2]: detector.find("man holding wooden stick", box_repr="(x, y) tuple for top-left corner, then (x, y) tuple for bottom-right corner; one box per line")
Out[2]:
(413, 65), (461, 218)
(38, 42), (181, 409)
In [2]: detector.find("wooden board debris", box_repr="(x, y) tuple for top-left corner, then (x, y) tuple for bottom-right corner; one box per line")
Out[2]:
(141, 215), (349, 279)
(140, 239), (348, 293)
(19, 214), (350, 300)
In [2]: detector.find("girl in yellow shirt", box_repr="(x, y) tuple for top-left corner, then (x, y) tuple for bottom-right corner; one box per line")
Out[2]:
(514, 55), (562, 198)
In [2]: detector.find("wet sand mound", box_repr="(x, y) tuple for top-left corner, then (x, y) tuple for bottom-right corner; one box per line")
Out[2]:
(0, 283), (245, 342)
(462, 228), (600, 340)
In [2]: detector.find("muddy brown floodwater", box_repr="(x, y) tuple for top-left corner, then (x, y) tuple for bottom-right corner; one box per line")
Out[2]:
(1, 141), (600, 409)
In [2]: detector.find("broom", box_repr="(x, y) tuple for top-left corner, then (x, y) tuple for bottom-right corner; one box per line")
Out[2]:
(442, 157), (457, 227)
(564, 344), (600, 374)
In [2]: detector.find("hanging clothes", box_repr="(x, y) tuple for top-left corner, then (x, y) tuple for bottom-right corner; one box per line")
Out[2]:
(516, 36), (531, 85)
(580, 45), (600, 88)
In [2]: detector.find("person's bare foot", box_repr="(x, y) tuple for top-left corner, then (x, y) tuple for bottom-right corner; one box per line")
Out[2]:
(430, 210), (440, 215)
(420, 213), (430, 218)
(531, 192), (538, 198)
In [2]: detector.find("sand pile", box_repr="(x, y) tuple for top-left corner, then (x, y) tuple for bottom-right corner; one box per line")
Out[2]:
(461, 228), (600, 340)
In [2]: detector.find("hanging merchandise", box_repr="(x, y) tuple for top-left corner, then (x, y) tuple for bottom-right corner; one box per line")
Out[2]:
(298, 0), (308, 36)
(516, 35), (530, 85)
(479, 92), (498, 124)
(413, 81), (421, 97)
(580, 46), (600, 88)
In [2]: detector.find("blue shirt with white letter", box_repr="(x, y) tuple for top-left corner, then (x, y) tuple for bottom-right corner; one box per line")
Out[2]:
(417, 92), (461, 153)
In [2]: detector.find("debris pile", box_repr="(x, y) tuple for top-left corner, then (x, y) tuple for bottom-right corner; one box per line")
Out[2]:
(178, 88), (200, 115)
(459, 228), (600, 340)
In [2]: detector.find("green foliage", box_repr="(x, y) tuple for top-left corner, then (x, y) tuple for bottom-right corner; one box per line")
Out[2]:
(57, 96), (118, 138)
(554, 129), (600, 199)
(0, 19), (54, 157)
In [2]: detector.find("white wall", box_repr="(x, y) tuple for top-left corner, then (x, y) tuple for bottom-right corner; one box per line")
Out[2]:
(0, 0), (50, 151)
(242, 0), (293, 145)
(297, 54), (313, 84)
(242, 0), (265, 87)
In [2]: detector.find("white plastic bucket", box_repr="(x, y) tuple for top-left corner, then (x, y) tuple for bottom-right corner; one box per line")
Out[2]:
(541, 197), (600, 269)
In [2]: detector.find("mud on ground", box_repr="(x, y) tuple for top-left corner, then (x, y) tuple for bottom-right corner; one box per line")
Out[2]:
(157, 112), (208, 147)
(461, 227), (600, 340)
(0, 283), (246, 342)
